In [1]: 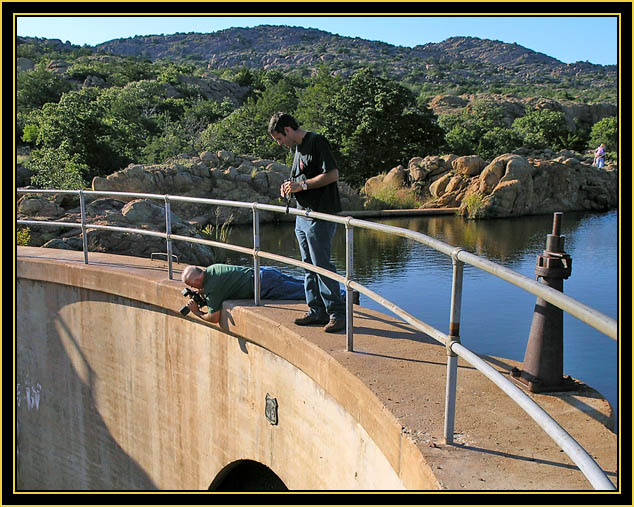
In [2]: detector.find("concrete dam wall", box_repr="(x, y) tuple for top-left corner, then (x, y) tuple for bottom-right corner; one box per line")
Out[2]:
(16, 248), (434, 490)
(15, 247), (617, 491)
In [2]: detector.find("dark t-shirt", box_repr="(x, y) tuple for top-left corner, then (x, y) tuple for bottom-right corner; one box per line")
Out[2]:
(291, 132), (342, 214)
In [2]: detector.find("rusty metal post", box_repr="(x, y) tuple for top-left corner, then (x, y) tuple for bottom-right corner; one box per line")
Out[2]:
(511, 212), (576, 393)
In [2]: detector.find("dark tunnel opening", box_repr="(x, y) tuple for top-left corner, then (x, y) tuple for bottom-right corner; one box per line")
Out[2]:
(209, 459), (288, 491)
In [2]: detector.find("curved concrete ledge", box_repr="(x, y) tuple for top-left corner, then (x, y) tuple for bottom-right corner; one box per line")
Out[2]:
(16, 247), (617, 491)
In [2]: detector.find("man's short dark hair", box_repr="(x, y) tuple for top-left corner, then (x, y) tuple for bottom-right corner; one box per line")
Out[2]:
(268, 112), (299, 135)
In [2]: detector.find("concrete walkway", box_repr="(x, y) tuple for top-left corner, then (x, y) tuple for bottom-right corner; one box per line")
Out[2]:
(231, 302), (617, 491)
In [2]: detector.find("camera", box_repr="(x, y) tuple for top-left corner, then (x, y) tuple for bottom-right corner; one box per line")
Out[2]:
(179, 287), (207, 316)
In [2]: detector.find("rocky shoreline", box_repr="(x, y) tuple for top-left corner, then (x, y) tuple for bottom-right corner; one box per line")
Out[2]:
(17, 147), (617, 265)
(366, 147), (617, 219)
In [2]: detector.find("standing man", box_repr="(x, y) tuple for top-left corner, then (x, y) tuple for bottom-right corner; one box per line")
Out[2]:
(268, 112), (346, 333)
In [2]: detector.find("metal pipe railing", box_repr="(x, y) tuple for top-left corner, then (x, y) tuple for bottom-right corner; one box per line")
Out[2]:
(451, 342), (616, 490)
(443, 248), (465, 445)
(16, 188), (617, 490)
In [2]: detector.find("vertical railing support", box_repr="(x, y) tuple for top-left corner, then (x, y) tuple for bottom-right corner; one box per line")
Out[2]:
(253, 205), (261, 306)
(345, 219), (354, 352)
(79, 190), (88, 264)
(164, 196), (173, 280)
(444, 248), (465, 445)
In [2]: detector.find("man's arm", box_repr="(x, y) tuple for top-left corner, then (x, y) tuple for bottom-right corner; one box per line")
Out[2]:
(283, 169), (339, 194)
(186, 299), (221, 324)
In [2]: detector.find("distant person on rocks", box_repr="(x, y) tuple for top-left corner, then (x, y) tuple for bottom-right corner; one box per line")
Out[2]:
(594, 143), (606, 168)
(268, 111), (347, 333)
(181, 263), (356, 325)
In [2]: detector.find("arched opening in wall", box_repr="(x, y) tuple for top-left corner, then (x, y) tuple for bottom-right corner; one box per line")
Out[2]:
(209, 459), (288, 491)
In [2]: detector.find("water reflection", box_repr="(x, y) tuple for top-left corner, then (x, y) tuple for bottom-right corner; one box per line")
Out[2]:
(224, 210), (615, 281)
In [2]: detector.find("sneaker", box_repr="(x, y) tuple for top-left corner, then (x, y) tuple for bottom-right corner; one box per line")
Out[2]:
(294, 312), (329, 326)
(324, 318), (346, 333)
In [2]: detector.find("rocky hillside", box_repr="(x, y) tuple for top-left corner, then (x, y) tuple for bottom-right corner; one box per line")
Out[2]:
(18, 26), (616, 102)
(427, 93), (617, 131)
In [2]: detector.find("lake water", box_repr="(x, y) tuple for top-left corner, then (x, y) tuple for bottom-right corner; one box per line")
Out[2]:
(223, 210), (619, 432)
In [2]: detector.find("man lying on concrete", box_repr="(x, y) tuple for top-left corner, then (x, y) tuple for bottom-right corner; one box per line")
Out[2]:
(181, 264), (357, 328)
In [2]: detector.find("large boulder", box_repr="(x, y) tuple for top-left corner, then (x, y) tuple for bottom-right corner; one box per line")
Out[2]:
(92, 150), (361, 226)
(459, 155), (617, 218)
(383, 165), (409, 187)
(452, 155), (486, 177)
(408, 155), (453, 183)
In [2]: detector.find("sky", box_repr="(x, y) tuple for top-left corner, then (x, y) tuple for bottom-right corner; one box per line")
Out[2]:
(15, 15), (619, 66)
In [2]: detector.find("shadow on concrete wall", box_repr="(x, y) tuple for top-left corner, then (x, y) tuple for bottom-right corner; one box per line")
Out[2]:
(16, 280), (158, 491)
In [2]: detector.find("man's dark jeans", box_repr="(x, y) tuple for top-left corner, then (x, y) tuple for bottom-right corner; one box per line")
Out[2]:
(294, 216), (345, 321)
(259, 267), (305, 300)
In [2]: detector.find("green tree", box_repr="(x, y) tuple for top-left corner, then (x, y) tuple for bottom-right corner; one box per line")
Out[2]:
(201, 77), (298, 160)
(512, 109), (570, 150)
(27, 141), (88, 189)
(478, 127), (523, 161)
(589, 116), (618, 152)
(17, 68), (72, 113)
(66, 57), (155, 87)
(321, 68), (444, 186)
(438, 99), (513, 158)
(295, 66), (343, 131)
(24, 87), (129, 179)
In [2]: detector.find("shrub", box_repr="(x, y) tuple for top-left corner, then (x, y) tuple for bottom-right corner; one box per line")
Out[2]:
(463, 193), (485, 219)
(17, 227), (31, 246)
(27, 142), (88, 189)
(589, 116), (618, 152)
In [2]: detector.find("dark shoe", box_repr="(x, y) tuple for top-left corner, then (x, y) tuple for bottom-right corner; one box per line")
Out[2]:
(324, 318), (346, 333)
(294, 312), (329, 326)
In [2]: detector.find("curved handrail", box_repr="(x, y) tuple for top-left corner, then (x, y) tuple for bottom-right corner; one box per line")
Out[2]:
(16, 188), (617, 490)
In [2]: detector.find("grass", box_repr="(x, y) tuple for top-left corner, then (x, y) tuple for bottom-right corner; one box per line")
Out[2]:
(463, 193), (485, 219)
(364, 183), (423, 210)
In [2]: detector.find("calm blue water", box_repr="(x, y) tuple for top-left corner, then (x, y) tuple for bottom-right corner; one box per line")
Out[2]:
(225, 210), (619, 431)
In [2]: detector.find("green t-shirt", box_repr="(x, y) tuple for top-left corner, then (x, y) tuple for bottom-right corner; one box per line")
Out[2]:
(202, 264), (254, 314)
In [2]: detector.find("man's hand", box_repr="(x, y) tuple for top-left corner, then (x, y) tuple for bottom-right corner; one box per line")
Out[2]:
(187, 298), (202, 317)
(281, 180), (297, 196)
(187, 299), (220, 324)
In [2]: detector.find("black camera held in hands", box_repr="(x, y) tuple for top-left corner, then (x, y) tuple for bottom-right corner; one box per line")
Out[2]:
(179, 287), (207, 316)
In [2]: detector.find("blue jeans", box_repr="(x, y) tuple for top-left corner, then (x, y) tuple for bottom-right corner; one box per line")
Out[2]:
(259, 267), (306, 300)
(294, 217), (345, 320)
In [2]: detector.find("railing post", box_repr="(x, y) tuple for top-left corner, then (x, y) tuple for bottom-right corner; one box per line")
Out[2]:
(164, 196), (173, 280)
(444, 248), (465, 445)
(79, 190), (88, 264)
(345, 219), (354, 352)
(253, 205), (261, 306)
